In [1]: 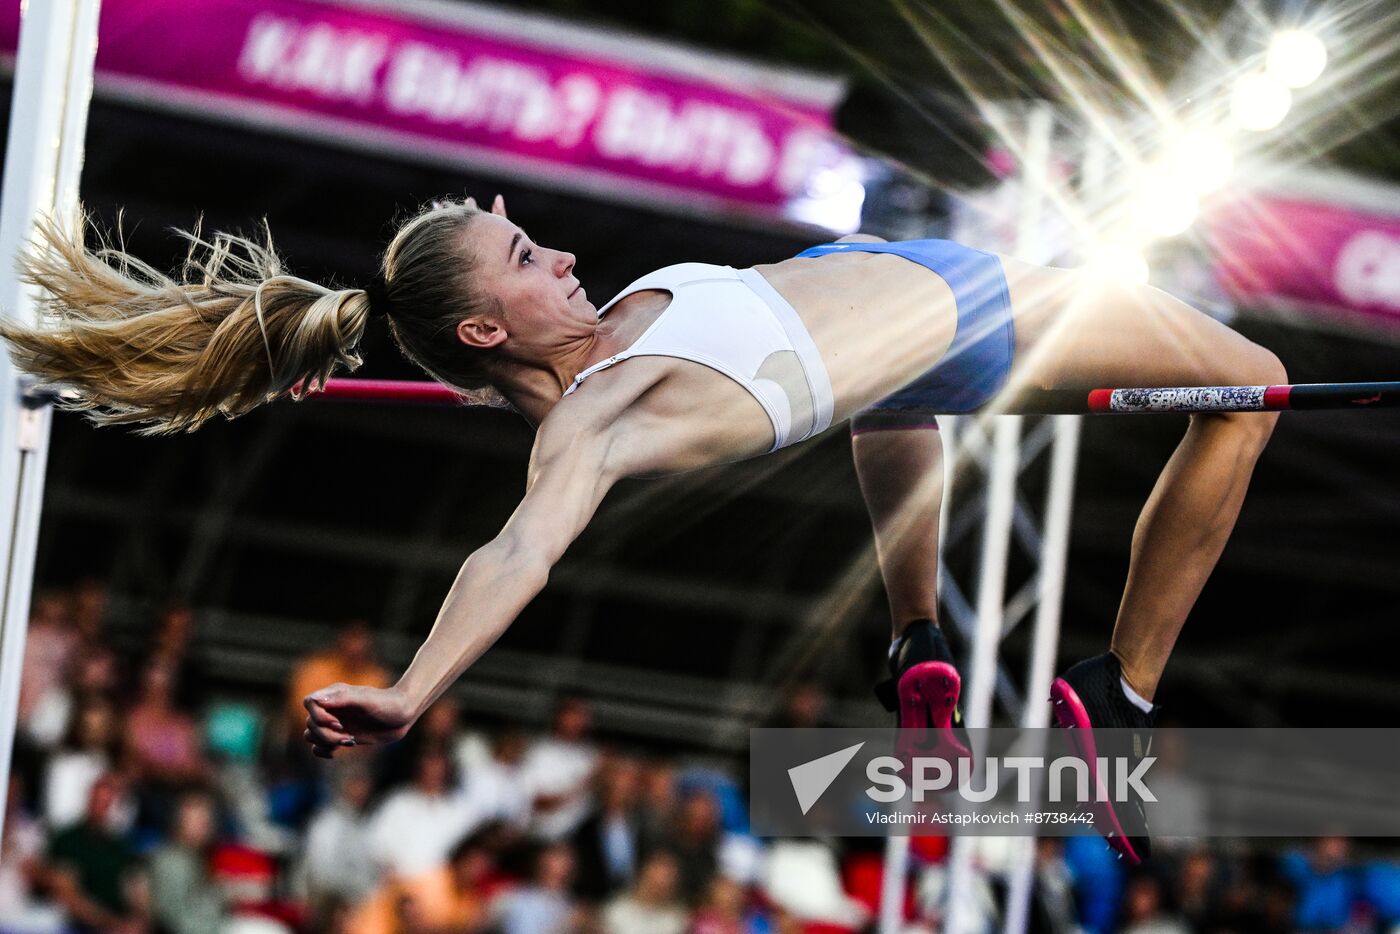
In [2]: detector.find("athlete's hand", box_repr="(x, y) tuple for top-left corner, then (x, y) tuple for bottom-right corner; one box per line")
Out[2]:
(303, 683), (415, 759)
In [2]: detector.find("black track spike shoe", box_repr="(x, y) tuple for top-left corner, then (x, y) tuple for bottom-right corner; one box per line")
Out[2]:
(1049, 653), (1159, 865)
(876, 620), (970, 764)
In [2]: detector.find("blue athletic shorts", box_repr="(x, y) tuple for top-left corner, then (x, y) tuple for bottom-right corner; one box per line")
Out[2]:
(793, 239), (1016, 432)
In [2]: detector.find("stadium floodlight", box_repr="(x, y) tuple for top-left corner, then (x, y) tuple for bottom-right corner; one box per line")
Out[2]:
(1164, 130), (1234, 193)
(1086, 243), (1151, 283)
(1230, 72), (1292, 131)
(784, 161), (867, 233)
(1266, 28), (1328, 88)
(1131, 168), (1200, 237)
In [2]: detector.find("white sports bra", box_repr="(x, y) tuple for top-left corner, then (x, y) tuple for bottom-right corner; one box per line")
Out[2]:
(561, 263), (835, 451)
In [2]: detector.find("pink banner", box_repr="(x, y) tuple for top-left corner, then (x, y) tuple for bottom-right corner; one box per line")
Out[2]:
(1206, 194), (1400, 332)
(0, 0), (851, 212)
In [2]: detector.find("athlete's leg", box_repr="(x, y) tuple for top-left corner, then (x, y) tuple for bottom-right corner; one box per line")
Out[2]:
(854, 422), (967, 751)
(1003, 259), (1285, 701)
(852, 425), (944, 641)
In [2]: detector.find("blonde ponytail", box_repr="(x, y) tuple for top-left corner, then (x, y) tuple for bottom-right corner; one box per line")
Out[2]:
(0, 208), (371, 434)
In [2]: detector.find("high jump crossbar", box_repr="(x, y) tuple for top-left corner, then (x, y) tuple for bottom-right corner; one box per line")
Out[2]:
(310, 378), (1400, 413)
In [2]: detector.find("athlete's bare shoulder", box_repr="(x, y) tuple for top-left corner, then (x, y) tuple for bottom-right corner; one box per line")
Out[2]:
(539, 356), (667, 435)
(835, 233), (888, 243)
(541, 354), (771, 479)
(533, 356), (681, 478)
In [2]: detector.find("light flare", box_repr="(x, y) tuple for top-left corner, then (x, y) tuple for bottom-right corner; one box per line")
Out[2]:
(1267, 28), (1328, 89)
(1163, 130), (1235, 193)
(1086, 243), (1151, 283)
(1231, 72), (1293, 131)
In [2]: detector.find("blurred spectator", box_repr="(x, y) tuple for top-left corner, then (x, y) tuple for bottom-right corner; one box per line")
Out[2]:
(285, 620), (390, 737)
(639, 760), (678, 855)
(374, 696), (462, 794)
(0, 775), (66, 933)
(1033, 838), (1078, 934)
(25, 642), (121, 754)
(208, 842), (300, 933)
(342, 877), (407, 934)
(72, 643), (121, 699)
(714, 834), (763, 890)
(1210, 853), (1295, 934)
(1281, 836), (1359, 931)
(601, 849), (687, 934)
(368, 746), (480, 879)
(150, 603), (193, 660)
(40, 772), (150, 934)
(835, 845), (893, 923)
(689, 876), (758, 934)
(1257, 875), (1301, 934)
(1172, 849), (1220, 929)
(676, 768), (749, 837)
(300, 761), (379, 919)
(18, 590), (79, 745)
(273, 621), (386, 833)
(1064, 834), (1126, 934)
(522, 695), (601, 842)
(71, 578), (110, 642)
(314, 896), (356, 934)
(453, 722), (495, 779)
(125, 659), (209, 786)
(766, 683), (833, 730)
(149, 603), (210, 709)
(347, 822), (508, 934)
(42, 694), (128, 830)
(205, 702), (295, 856)
(461, 728), (532, 832)
(149, 788), (228, 934)
(35, 575), (1400, 934)
(204, 703), (262, 767)
(493, 842), (579, 934)
(410, 695), (495, 784)
(1119, 872), (1189, 934)
(668, 789), (722, 905)
(1144, 723), (1207, 854)
(760, 839), (868, 931)
(571, 754), (644, 903)
(1360, 857), (1400, 928)
(125, 658), (210, 838)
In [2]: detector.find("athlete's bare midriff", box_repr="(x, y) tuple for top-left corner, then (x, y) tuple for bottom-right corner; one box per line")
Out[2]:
(754, 251), (958, 417)
(584, 250), (964, 472)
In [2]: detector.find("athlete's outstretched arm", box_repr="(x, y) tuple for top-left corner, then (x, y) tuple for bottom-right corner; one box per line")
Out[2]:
(302, 412), (621, 758)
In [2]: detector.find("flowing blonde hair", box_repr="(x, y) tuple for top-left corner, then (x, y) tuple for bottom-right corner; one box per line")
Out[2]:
(0, 199), (497, 434)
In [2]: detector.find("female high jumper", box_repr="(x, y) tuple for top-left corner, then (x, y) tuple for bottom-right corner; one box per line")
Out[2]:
(1, 196), (1284, 862)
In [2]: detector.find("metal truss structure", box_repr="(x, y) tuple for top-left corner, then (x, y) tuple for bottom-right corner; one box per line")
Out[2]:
(0, 0), (100, 838)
